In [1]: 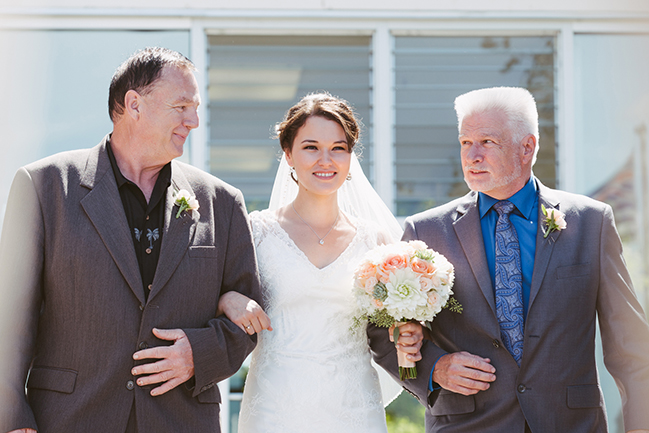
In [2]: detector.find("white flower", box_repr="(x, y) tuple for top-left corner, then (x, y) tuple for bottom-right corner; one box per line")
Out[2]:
(383, 268), (428, 321)
(542, 205), (567, 239)
(187, 197), (200, 212)
(174, 189), (200, 218)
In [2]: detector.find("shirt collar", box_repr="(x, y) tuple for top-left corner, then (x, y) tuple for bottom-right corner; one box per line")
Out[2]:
(478, 176), (538, 220)
(106, 137), (129, 188)
(106, 136), (172, 191)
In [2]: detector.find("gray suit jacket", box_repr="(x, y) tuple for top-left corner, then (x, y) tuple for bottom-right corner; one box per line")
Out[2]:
(370, 180), (649, 432)
(0, 137), (262, 432)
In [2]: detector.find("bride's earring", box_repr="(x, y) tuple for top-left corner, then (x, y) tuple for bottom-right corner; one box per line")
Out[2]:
(290, 166), (299, 184)
(346, 173), (352, 181)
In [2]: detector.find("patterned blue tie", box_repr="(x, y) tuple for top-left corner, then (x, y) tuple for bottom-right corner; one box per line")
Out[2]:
(493, 200), (525, 366)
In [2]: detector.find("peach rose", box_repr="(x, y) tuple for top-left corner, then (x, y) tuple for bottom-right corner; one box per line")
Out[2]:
(372, 298), (384, 309)
(410, 257), (435, 275)
(356, 262), (377, 284)
(377, 254), (409, 282)
(364, 276), (378, 294)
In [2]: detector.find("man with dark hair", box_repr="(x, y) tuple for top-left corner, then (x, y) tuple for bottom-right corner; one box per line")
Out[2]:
(0, 47), (261, 432)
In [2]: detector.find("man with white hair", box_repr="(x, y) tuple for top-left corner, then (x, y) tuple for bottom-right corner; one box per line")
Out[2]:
(372, 87), (649, 432)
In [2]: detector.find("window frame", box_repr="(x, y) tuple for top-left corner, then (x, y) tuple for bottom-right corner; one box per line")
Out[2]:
(3, 9), (648, 433)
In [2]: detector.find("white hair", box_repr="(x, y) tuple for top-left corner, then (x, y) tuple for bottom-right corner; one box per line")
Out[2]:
(454, 87), (540, 165)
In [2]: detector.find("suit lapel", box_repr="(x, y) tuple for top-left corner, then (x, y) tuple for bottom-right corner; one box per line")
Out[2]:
(453, 193), (497, 315)
(148, 162), (198, 302)
(80, 139), (145, 304)
(529, 182), (562, 311)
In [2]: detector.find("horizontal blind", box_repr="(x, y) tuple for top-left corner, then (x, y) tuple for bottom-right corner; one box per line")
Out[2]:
(208, 35), (372, 211)
(394, 36), (556, 216)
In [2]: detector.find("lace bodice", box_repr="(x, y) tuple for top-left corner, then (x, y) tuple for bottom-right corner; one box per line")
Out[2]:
(238, 209), (388, 433)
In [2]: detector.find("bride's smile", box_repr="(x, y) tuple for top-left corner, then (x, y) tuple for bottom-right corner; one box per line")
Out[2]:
(285, 115), (352, 198)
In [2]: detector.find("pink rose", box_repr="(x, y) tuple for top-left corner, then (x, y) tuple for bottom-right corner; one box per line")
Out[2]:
(427, 291), (441, 309)
(551, 209), (567, 229)
(420, 276), (434, 291)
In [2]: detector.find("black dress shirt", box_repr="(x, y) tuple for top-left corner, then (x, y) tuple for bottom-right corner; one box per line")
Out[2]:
(107, 139), (171, 300)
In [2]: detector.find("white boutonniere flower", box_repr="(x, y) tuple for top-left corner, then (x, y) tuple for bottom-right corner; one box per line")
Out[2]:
(174, 189), (200, 219)
(541, 204), (566, 239)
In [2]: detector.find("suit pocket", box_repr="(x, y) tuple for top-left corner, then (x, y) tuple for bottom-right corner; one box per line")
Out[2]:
(566, 384), (602, 408)
(556, 263), (590, 280)
(430, 390), (475, 415)
(27, 366), (78, 394)
(197, 385), (221, 404)
(189, 245), (218, 258)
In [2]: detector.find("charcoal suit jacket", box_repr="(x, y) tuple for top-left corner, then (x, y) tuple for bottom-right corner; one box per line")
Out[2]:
(0, 136), (261, 432)
(370, 180), (649, 432)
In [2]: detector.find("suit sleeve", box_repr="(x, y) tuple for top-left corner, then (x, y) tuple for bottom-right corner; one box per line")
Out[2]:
(183, 190), (262, 397)
(0, 168), (43, 431)
(367, 217), (448, 407)
(596, 204), (649, 431)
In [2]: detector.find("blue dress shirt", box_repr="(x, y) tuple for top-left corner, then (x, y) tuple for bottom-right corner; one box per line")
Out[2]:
(428, 177), (538, 391)
(478, 176), (538, 319)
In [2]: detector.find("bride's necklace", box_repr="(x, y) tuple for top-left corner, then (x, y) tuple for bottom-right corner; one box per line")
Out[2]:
(291, 202), (339, 246)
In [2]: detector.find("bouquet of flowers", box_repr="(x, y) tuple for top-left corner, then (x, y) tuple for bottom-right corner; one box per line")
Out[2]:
(352, 240), (461, 380)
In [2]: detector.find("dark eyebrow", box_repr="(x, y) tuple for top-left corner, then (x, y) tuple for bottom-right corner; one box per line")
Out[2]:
(300, 139), (348, 145)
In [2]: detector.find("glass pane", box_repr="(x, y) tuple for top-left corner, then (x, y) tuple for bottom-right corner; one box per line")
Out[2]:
(0, 29), (190, 231)
(574, 33), (649, 433)
(394, 36), (556, 216)
(208, 35), (372, 212)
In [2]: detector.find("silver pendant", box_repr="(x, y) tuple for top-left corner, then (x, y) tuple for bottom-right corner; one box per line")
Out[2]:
(319, 239), (325, 245)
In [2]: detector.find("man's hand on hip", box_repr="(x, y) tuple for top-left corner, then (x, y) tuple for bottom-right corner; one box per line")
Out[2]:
(433, 351), (496, 395)
(131, 328), (195, 396)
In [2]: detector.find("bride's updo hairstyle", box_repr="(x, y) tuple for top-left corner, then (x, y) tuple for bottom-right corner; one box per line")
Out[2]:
(276, 92), (361, 153)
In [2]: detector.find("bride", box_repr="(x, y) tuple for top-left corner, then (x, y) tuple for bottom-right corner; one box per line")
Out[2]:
(218, 93), (423, 432)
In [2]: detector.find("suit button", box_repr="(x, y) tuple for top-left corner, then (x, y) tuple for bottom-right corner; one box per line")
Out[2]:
(492, 339), (501, 348)
(126, 380), (135, 390)
(147, 284), (152, 291)
(139, 304), (144, 311)
(139, 342), (148, 350)
(517, 384), (527, 393)
(146, 248), (152, 254)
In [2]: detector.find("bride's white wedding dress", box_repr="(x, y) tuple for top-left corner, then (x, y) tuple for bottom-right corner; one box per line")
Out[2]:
(237, 209), (389, 432)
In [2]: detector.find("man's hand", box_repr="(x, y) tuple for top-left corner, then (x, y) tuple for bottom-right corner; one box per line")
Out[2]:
(217, 291), (272, 334)
(389, 322), (424, 363)
(131, 328), (194, 396)
(433, 351), (496, 395)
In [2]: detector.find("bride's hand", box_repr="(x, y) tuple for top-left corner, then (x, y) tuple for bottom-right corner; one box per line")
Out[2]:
(217, 291), (273, 334)
(389, 322), (424, 363)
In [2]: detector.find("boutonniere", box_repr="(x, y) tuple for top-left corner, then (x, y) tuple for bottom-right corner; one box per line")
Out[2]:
(541, 204), (566, 239)
(174, 189), (200, 219)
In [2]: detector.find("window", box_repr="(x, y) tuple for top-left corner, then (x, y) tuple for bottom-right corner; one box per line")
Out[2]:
(574, 33), (649, 432)
(207, 35), (372, 211)
(0, 29), (190, 230)
(394, 35), (556, 216)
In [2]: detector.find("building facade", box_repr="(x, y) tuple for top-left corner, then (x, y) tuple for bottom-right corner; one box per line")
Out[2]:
(1, 1), (648, 431)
